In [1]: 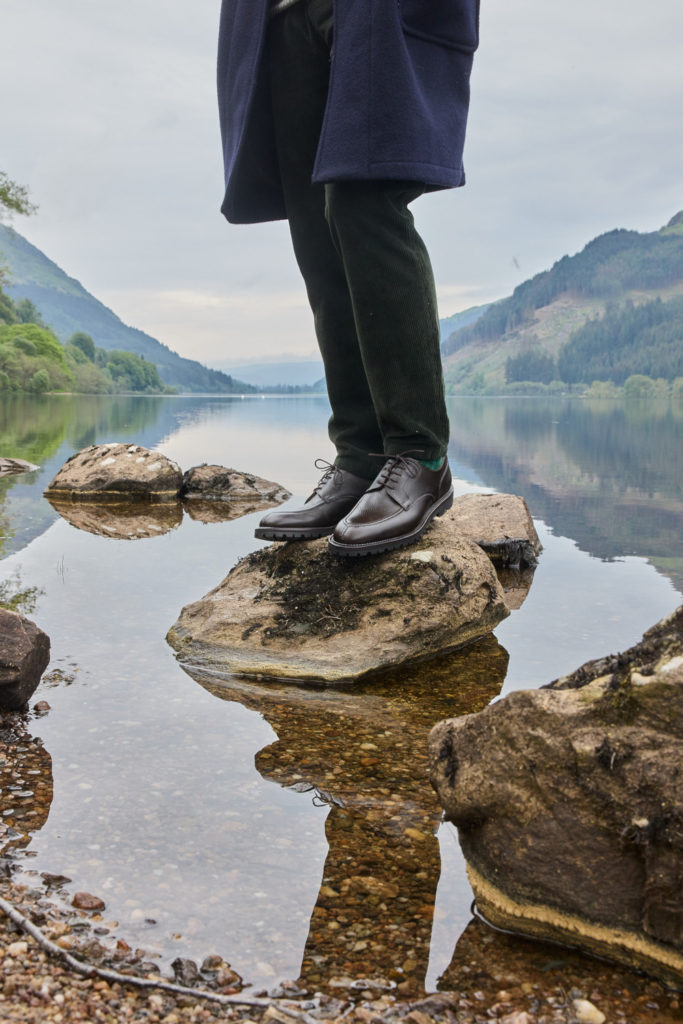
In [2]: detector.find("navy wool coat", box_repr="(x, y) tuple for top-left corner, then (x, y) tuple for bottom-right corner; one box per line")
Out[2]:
(217, 0), (480, 224)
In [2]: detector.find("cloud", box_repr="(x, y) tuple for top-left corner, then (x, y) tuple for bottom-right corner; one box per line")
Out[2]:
(2, 0), (682, 363)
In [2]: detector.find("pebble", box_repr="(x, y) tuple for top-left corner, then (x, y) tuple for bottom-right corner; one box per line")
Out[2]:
(573, 999), (607, 1024)
(7, 940), (28, 956)
(72, 891), (106, 911)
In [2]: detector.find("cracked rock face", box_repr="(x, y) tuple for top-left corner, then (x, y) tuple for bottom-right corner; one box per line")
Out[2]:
(0, 609), (50, 711)
(44, 443), (184, 502)
(429, 606), (683, 987)
(167, 516), (510, 685)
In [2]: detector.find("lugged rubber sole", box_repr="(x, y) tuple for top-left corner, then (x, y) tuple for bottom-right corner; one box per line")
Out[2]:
(254, 524), (336, 541)
(328, 489), (454, 558)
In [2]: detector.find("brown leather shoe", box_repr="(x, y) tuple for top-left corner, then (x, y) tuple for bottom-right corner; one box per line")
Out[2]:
(328, 456), (453, 557)
(255, 461), (371, 540)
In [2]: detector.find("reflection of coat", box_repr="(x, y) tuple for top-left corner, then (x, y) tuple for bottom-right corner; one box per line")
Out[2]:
(217, 0), (480, 224)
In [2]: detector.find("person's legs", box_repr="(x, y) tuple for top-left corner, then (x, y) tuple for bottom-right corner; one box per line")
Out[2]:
(324, 181), (450, 464)
(267, 0), (383, 481)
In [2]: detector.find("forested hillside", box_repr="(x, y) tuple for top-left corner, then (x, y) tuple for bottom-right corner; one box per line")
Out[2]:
(441, 211), (683, 393)
(0, 224), (254, 394)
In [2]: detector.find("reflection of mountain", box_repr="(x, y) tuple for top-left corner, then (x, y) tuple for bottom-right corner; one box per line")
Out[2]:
(447, 397), (683, 592)
(183, 635), (509, 995)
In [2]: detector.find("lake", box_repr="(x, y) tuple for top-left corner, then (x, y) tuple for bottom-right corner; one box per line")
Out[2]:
(1, 392), (681, 998)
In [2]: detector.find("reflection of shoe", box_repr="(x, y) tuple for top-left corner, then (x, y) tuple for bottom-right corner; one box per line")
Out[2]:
(254, 461), (371, 540)
(328, 455), (453, 557)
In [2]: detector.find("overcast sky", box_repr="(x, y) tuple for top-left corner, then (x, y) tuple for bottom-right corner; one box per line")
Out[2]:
(2, 0), (682, 368)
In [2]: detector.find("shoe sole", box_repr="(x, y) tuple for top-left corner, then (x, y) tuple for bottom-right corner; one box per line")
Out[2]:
(254, 525), (336, 541)
(328, 489), (454, 558)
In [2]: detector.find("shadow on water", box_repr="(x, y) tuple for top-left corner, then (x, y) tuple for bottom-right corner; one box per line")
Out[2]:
(182, 635), (509, 995)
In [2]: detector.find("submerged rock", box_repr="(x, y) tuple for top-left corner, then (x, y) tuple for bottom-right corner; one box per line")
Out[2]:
(0, 609), (50, 711)
(167, 515), (509, 684)
(429, 606), (683, 987)
(46, 498), (184, 539)
(44, 444), (183, 502)
(181, 463), (290, 505)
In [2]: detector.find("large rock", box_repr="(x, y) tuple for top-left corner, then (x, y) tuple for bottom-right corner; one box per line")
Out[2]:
(429, 607), (683, 987)
(44, 444), (183, 502)
(181, 463), (290, 505)
(0, 610), (50, 711)
(167, 515), (510, 685)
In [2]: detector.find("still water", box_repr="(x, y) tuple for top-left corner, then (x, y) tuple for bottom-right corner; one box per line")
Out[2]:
(0, 393), (681, 995)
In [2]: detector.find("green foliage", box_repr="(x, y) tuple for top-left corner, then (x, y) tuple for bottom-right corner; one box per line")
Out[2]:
(0, 172), (37, 219)
(673, 377), (683, 401)
(505, 348), (557, 384)
(15, 297), (47, 327)
(557, 296), (683, 384)
(584, 380), (620, 399)
(103, 349), (167, 394)
(29, 368), (50, 393)
(624, 374), (657, 399)
(69, 331), (96, 360)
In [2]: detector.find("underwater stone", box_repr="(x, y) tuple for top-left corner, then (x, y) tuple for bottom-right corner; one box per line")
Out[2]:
(0, 609), (50, 711)
(429, 606), (683, 987)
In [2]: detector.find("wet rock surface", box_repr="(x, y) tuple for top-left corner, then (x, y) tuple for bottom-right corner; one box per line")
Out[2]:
(44, 444), (183, 503)
(0, 610), (50, 711)
(167, 518), (509, 684)
(429, 606), (683, 987)
(181, 464), (290, 506)
(446, 494), (542, 568)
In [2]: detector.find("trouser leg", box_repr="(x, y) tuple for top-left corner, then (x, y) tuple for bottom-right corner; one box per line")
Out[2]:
(268, 2), (383, 480)
(268, 0), (449, 474)
(324, 181), (449, 461)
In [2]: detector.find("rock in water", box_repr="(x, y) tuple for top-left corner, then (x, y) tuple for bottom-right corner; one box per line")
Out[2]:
(429, 606), (683, 987)
(0, 609), (50, 710)
(446, 493), (541, 568)
(167, 517), (509, 684)
(44, 444), (183, 502)
(181, 463), (290, 505)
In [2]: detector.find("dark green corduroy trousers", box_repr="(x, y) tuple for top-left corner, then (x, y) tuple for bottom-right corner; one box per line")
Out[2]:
(268, 0), (450, 481)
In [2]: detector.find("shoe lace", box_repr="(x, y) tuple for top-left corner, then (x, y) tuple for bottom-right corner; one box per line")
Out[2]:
(368, 450), (424, 489)
(312, 458), (343, 496)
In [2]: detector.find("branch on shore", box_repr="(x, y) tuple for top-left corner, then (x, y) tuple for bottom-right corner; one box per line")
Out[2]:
(0, 894), (319, 1023)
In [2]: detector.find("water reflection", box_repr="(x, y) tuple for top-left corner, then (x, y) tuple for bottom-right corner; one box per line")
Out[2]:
(447, 396), (683, 591)
(185, 634), (508, 995)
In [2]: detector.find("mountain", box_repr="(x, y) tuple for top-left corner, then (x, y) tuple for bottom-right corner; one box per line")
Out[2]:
(441, 211), (683, 392)
(439, 303), (490, 341)
(222, 359), (325, 388)
(0, 224), (254, 394)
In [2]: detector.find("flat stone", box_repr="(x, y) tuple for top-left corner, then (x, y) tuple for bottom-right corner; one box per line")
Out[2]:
(44, 444), (183, 502)
(181, 464), (290, 504)
(167, 516), (509, 685)
(447, 493), (541, 567)
(0, 609), (51, 711)
(0, 457), (38, 477)
(46, 498), (183, 539)
(429, 606), (683, 987)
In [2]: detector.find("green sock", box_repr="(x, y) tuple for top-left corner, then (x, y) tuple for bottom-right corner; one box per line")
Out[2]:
(419, 456), (444, 471)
